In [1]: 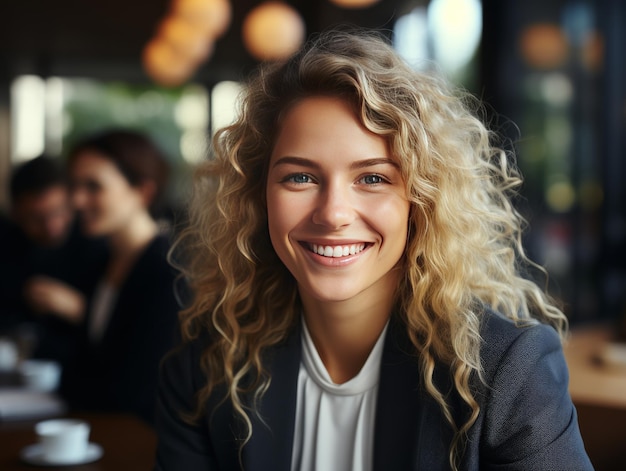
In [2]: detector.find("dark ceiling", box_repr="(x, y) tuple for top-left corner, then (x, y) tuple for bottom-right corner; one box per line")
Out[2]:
(0, 0), (414, 84)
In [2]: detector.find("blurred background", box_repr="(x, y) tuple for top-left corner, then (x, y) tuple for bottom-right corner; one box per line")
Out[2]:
(0, 1), (625, 469)
(0, 0), (624, 326)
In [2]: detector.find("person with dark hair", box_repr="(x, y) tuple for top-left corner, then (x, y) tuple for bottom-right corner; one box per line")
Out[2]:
(56, 129), (181, 424)
(8, 155), (72, 248)
(0, 155), (102, 361)
(154, 31), (592, 470)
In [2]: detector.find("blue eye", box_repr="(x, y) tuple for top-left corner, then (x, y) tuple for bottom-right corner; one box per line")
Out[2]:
(286, 173), (312, 184)
(361, 174), (385, 184)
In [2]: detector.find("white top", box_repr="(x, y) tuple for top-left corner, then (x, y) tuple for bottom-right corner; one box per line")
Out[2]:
(290, 319), (389, 471)
(88, 282), (118, 343)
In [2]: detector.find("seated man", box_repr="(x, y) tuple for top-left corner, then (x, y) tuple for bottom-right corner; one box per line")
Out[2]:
(0, 155), (104, 362)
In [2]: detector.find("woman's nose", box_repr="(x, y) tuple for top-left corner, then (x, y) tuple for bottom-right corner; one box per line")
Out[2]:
(311, 184), (356, 229)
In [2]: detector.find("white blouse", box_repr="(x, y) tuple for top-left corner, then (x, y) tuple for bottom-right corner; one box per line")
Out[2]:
(88, 281), (118, 343)
(290, 320), (389, 471)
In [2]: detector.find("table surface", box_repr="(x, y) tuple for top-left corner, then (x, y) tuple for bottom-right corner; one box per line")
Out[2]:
(0, 412), (157, 471)
(563, 324), (626, 409)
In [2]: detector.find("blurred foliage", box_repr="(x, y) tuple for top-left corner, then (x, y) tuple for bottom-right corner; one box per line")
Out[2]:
(62, 80), (184, 164)
(61, 80), (199, 217)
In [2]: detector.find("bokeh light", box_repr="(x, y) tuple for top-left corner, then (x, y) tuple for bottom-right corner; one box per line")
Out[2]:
(242, 2), (305, 61)
(170, 0), (232, 39)
(142, 38), (197, 87)
(520, 23), (569, 69)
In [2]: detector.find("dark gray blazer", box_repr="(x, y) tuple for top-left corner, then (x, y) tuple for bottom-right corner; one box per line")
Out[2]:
(154, 309), (594, 470)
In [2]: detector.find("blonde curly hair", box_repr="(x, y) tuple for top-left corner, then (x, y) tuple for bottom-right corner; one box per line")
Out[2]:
(172, 30), (567, 470)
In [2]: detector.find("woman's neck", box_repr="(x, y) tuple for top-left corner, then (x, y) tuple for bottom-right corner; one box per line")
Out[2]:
(104, 211), (158, 286)
(108, 211), (158, 256)
(301, 293), (394, 384)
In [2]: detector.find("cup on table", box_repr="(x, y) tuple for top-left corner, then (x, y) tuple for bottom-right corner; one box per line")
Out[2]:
(0, 337), (19, 371)
(18, 359), (61, 392)
(35, 419), (91, 463)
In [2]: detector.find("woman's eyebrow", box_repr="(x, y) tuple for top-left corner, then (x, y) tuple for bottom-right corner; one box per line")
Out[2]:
(271, 156), (318, 169)
(271, 156), (398, 169)
(350, 158), (399, 170)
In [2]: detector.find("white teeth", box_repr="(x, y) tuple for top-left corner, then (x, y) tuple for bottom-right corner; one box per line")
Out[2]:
(310, 243), (366, 258)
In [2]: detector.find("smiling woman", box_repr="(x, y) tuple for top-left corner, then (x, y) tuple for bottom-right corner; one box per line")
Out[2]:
(155, 31), (593, 471)
(48, 129), (181, 424)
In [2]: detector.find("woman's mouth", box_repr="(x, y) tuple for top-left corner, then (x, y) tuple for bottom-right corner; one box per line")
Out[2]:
(307, 243), (367, 258)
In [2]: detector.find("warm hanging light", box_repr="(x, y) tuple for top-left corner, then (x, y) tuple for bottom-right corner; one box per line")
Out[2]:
(242, 2), (305, 61)
(171, 0), (232, 39)
(142, 0), (230, 87)
(329, 0), (381, 9)
(157, 16), (215, 64)
(142, 38), (196, 87)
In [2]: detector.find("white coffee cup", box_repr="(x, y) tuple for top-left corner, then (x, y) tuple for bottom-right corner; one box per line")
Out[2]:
(35, 419), (90, 463)
(19, 360), (62, 392)
(0, 338), (18, 371)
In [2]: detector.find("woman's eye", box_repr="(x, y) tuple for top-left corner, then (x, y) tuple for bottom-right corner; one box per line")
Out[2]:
(360, 174), (386, 185)
(285, 173), (313, 184)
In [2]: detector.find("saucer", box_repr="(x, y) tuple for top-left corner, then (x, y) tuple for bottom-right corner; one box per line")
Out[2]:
(20, 442), (103, 466)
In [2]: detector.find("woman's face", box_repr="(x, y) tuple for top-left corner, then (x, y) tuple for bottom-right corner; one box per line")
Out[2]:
(70, 150), (146, 237)
(266, 96), (410, 307)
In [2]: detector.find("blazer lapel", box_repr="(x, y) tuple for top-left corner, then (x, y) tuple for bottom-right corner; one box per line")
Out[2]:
(373, 317), (424, 470)
(243, 328), (302, 471)
(373, 318), (460, 471)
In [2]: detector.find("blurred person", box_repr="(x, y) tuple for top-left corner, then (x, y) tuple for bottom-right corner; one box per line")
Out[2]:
(9, 155), (73, 248)
(58, 129), (181, 424)
(0, 155), (104, 361)
(154, 31), (592, 470)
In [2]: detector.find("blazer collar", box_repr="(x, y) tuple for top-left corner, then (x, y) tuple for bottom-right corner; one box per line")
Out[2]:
(236, 316), (455, 471)
(373, 315), (424, 470)
(374, 316), (461, 471)
(242, 327), (302, 471)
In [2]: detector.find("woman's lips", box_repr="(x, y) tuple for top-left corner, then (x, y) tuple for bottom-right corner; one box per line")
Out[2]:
(307, 243), (367, 258)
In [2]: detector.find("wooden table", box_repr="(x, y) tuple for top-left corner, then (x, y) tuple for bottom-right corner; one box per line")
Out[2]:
(563, 324), (626, 471)
(0, 412), (157, 471)
(564, 324), (626, 408)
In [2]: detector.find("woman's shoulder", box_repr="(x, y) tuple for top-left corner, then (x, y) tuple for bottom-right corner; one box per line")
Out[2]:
(161, 332), (212, 390)
(132, 233), (176, 278)
(480, 307), (560, 343)
(479, 307), (563, 380)
(474, 309), (593, 469)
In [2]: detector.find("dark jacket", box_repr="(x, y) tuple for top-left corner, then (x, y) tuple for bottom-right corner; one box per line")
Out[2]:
(61, 234), (180, 424)
(154, 309), (594, 470)
(0, 216), (106, 363)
